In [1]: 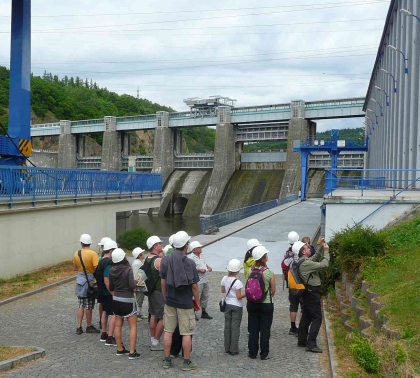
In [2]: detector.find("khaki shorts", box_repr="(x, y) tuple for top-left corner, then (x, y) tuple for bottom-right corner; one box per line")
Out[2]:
(164, 305), (195, 336)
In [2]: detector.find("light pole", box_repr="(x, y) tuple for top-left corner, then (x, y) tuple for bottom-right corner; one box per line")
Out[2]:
(375, 86), (389, 106)
(400, 8), (420, 23)
(366, 108), (378, 124)
(370, 98), (383, 116)
(380, 68), (398, 93)
(388, 45), (408, 74)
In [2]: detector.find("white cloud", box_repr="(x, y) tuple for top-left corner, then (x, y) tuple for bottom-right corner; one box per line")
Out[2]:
(0, 0), (390, 131)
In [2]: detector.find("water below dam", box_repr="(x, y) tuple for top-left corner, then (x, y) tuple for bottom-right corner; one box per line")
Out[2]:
(116, 213), (202, 241)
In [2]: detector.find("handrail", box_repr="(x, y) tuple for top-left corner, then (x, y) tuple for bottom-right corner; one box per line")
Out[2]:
(0, 167), (162, 207)
(200, 195), (298, 233)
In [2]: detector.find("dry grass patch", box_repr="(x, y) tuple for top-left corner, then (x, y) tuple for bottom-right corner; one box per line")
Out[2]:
(0, 347), (35, 362)
(0, 261), (74, 301)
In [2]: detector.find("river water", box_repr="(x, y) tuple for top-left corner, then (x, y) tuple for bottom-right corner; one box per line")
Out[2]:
(116, 213), (202, 241)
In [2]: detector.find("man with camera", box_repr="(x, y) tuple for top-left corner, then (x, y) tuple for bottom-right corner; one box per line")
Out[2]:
(292, 238), (330, 353)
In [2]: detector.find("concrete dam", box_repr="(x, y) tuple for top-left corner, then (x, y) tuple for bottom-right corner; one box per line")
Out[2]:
(159, 169), (286, 217)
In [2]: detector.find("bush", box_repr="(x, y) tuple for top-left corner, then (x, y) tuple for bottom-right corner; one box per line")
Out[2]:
(117, 228), (151, 251)
(349, 334), (381, 373)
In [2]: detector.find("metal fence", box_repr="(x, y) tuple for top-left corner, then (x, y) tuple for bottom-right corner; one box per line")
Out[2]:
(200, 195), (298, 234)
(325, 168), (420, 195)
(0, 167), (162, 206)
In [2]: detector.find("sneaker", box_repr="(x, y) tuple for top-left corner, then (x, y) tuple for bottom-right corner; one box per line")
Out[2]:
(141, 314), (148, 319)
(248, 354), (257, 359)
(162, 359), (172, 369)
(76, 327), (83, 335)
(306, 345), (323, 353)
(150, 343), (164, 351)
(86, 325), (100, 334)
(105, 336), (117, 346)
(128, 350), (141, 359)
(201, 312), (213, 320)
(182, 360), (197, 371)
(289, 328), (298, 336)
(298, 343), (307, 348)
(100, 332), (108, 342)
(116, 348), (130, 356)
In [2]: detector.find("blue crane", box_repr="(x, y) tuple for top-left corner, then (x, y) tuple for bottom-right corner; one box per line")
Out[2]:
(0, 0), (31, 166)
(293, 129), (368, 200)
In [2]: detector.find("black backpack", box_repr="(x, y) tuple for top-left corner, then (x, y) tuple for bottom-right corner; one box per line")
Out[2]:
(94, 257), (112, 298)
(140, 255), (159, 296)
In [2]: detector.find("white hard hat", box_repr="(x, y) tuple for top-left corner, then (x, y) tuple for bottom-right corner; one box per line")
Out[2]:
(227, 259), (242, 272)
(80, 234), (92, 245)
(288, 231), (300, 245)
(103, 240), (118, 251)
(146, 236), (162, 250)
(173, 231), (191, 248)
(132, 247), (145, 259)
(188, 241), (203, 253)
(292, 241), (306, 255)
(112, 248), (126, 263)
(163, 245), (173, 254)
(98, 236), (112, 247)
(247, 238), (261, 250)
(252, 245), (269, 261)
(169, 234), (175, 246)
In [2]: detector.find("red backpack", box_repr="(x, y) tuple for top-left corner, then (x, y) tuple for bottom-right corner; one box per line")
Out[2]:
(281, 248), (294, 289)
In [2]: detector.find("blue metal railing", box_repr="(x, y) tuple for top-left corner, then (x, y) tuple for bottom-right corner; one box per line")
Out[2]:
(0, 167), (162, 206)
(325, 168), (420, 195)
(200, 195), (298, 234)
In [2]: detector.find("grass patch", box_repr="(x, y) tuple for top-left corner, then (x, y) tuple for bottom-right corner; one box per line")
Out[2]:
(363, 216), (420, 373)
(0, 261), (74, 301)
(0, 346), (35, 362)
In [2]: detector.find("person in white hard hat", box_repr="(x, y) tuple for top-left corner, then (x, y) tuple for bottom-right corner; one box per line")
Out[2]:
(294, 239), (330, 353)
(221, 259), (246, 355)
(243, 239), (262, 280)
(160, 230), (200, 371)
(282, 231), (301, 336)
(96, 236), (112, 330)
(131, 247), (148, 320)
(163, 244), (174, 256)
(246, 245), (276, 361)
(188, 241), (213, 320)
(98, 237), (112, 258)
(144, 235), (165, 351)
(95, 240), (118, 345)
(73, 234), (100, 335)
(109, 248), (140, 359)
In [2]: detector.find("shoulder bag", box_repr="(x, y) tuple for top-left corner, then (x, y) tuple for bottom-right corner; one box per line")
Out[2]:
(219, 278), (237, 312)
(78, 250), (98, 299)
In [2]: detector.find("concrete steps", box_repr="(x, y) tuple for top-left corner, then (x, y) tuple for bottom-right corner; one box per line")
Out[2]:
(334, 273), (400, 341)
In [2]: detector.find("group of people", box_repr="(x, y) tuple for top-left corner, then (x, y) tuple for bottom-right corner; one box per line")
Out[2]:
(72, 230), (213, 370)
(72, 228), (329, 370)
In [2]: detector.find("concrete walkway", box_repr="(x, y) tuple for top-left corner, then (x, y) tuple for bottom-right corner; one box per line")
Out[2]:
(196, 199), (323, 273)
(0, 198), (327, 378)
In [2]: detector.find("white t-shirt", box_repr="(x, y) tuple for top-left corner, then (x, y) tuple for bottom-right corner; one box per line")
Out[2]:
(221, 276), (244, 307)
(131, 259), (143, 278)
(189, 253), (208, 284)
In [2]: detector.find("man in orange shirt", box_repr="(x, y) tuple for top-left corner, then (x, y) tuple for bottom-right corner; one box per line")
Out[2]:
(73, 233), (100, 335)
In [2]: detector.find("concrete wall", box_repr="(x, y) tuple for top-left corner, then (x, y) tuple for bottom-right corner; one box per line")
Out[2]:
(201, 123), (236, 215)
(279, 119), (314, 198)
(0, 197), (160, 279)
(324, 201), (413, 240)
(30, 150), (58, 168)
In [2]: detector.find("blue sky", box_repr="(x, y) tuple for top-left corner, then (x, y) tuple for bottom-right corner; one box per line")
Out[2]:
(0, 0), (390, 131)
